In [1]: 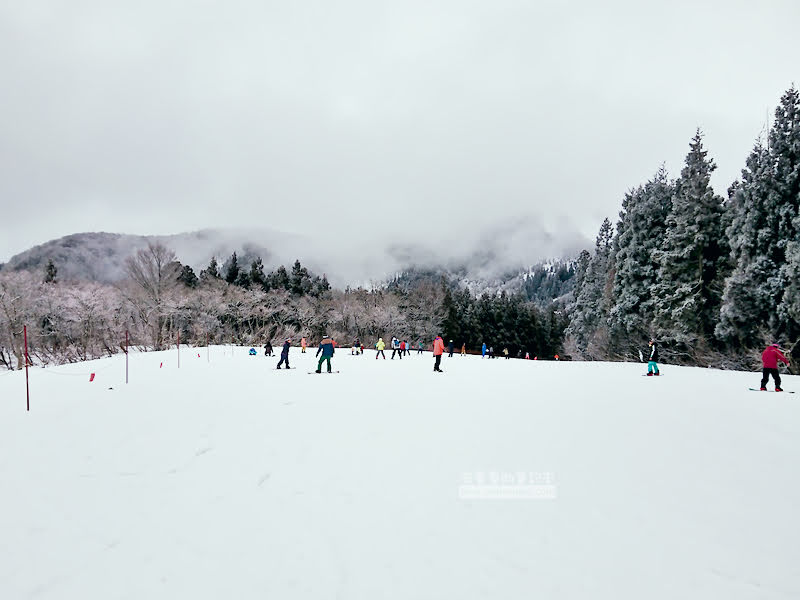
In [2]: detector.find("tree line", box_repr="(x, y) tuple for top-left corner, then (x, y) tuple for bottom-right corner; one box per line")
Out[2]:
(566, 87), (800, 368)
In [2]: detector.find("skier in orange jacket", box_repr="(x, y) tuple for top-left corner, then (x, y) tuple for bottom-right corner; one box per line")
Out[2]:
(433, 335), (445, 373)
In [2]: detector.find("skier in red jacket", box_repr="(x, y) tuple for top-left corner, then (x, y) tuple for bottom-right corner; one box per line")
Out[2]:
(760, 343), (789, 391)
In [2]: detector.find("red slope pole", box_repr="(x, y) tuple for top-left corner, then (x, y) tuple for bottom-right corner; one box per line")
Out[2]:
(177, 331), (180, 369)
(125, 329), (129, 384)
(24, 325), (30, 412)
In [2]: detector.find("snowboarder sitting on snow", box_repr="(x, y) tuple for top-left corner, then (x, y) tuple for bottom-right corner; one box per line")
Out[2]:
(760, 343), (789, 391)
(249, 348), (257, 355)
(277, 338), (291, 369)
(646, 339), (660, 376)
(316, 335), (335, 373)
(264, 341), (273, 357)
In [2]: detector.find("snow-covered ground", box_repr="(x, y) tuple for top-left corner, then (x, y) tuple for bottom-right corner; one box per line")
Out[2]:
(1, 347), (798, 599)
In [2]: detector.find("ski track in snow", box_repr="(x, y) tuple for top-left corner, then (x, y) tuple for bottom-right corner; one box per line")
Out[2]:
(0, 347), (799, 599)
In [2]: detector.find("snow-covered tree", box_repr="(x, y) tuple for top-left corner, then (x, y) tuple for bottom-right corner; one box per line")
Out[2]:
(123, 242), (180, 350)
(609, 167), (675, 354)
(44, 259), (58, 284)
(653, 130), (727, 348)
(201, 256), (220, 280)
(566, 218), (614, 357)
(718, 87), (800, 348)
(224, 252), (240, 285)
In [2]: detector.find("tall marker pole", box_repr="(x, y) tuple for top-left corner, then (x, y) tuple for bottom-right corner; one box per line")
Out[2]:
(177, 331), (180, 369)
(207, 332), (209, 363)
(24, 325), (30, 412)
(125, 329), (129, 384)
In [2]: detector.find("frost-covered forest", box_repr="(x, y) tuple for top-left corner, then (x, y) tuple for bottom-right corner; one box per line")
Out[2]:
(0, 244), (564, 370)
(2, 87), (798, 371)
(566, 87), (800, 368)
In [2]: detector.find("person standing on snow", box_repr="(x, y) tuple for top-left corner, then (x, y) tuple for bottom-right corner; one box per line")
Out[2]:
(375, 338), (386, 359)
(418, 341), (424, 355)
(646, 339), (660, 376)
(264, 340), (273, 357)
(481, 342), (487, 358)
(760, 343), (789, 391)
(461, 343), (466, 356)
(433, 335), (445, 372)
(315, 334), (335, 373)
(391, 337), (402, 359)
(300, 337), (307, 353)
(447, 340), (455, 357)
(277, 338), (291, 369)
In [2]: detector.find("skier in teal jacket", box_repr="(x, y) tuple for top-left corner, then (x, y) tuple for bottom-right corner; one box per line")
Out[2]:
(316, 335), (335, 373)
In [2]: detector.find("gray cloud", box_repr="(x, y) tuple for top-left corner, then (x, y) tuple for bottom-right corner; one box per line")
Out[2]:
(1, 0), (798, 263)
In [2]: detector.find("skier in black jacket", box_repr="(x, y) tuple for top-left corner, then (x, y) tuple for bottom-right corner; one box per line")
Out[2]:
(277, 338), (291, 369)
(646, 339), (660, 376)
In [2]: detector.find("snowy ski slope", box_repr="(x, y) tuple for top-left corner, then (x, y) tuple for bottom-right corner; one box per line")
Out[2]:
(1, 347), (798, 599)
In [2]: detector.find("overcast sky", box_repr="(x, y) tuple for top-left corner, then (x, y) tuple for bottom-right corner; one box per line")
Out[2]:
(1, 0), (798, 264)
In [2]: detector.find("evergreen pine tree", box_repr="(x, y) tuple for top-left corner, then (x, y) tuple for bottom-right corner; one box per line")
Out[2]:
(773, 87), (800, 343)
(290, 260), (313, 295)
(653, 130), (727, 349)
(201, 256), (220, 280)
(224, 252), (240, 284)
(269, 265), (290, 290)
(177, 264), (199, 288)
(234, 269), (251, 288)
(44, 259), (58, 284)
(715, 142), (773, 346)
(719, 88), (800, 347)
(565, 218), (614, 357)
(249, 258), (266, 289)
(609, 167), (674, 352)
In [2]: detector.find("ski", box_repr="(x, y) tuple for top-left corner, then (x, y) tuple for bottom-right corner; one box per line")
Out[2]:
(748, 388), (794, 393)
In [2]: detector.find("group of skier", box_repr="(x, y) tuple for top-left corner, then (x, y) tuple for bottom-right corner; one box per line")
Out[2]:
(376, 337), (424, 359)
(261, 334), (791, 389)
(643, 338), (791, 391)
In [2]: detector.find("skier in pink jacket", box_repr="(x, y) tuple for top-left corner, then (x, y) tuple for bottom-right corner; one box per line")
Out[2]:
(760, 343), (789, 391)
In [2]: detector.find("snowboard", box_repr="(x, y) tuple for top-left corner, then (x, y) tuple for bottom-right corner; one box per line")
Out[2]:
(748, 388), (794, 393)
(642, 374), (663, 377)
(308, 370), (340, 374)
(275, 366), (296, 370)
